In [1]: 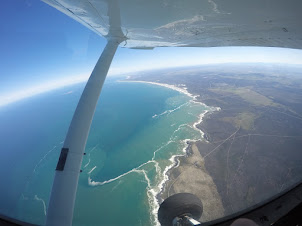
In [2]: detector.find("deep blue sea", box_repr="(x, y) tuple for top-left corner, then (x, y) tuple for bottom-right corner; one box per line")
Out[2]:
(0, 78), (208, 226)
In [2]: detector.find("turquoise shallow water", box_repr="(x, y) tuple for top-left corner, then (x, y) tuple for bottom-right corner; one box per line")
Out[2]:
(0, 79), (208, 225)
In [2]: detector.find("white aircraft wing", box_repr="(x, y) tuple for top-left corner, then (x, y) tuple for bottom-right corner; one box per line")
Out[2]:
(42, 0), (302, 49)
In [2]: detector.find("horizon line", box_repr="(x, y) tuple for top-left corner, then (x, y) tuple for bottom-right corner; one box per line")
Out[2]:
(1, 61), (302, 108)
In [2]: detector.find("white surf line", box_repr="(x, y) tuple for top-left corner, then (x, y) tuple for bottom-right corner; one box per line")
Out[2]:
(152, 123), (200, 176)
(34, 195), (47, 216)
(152, 140), (178, 178)
(171, 123), (196, 138)
(87, 142), (186, 226)
(84, 144), (99, 169)
(122, 80), (200, 101)
(193, 110), (209, 139)
(122, 79), (219, 120)
(88, 136), (178, 187)
(152, 140), (175, 161)
(88, 160), (155, 186)
(116, 80), (221, 225)
(110, 180), (122, 193)
(171, 123), (188, 134)
(19, 144), (60, 212)
(135, 169), (161, 226)
(33, 145), (57, 173)
(89, 144), (99, 153)
(152, 136), (193, 180)
(84, 158), (91, 168)
(86, 128), (206, 224)
(88, 166), (97, 175)
(22, 144), (59, 195)
(152, 102), (189, 119)
(149, 139), (193, 226)
(122, 79), (219, 121)
(122, 80), (221, 224)
(170, 123), (203, 144)
(132, 167), (164, 226)
(124, 168), (158, 225)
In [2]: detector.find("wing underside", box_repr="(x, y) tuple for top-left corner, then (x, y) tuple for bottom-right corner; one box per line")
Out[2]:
(42, 0), (302, 49)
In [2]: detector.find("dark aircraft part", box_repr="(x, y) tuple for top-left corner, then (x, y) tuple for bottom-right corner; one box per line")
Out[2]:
(0, 213), (35, 226)
(1, 182), (302, 225)
(158, 193), (203, 226)
(202, 182), (302, 226)
(55, 148), (69, 171)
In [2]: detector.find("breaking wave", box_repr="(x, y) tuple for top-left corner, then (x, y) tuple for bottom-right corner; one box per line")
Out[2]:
(86, 81), (218, 225)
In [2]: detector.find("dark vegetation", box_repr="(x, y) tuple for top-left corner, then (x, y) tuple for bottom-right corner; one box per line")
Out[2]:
(130, 63), (302, 215)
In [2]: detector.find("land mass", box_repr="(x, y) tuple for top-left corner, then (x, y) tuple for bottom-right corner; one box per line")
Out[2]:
(127, 63), (302, 221)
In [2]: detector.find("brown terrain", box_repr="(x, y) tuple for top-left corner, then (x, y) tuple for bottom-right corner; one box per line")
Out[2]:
(129, 63), (302, 220)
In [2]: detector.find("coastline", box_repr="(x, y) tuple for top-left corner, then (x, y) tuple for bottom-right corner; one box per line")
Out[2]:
(123, 79), (224, 222)
(160, 142), (225, 222)
(121, 80), (202, 102)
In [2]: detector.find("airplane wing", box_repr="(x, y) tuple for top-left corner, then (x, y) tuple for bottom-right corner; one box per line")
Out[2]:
(42, 0), (302, 49)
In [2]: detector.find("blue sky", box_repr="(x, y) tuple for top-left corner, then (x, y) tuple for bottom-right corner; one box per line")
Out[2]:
(1, 0), (302, 107)
(0, 0), (105, 90)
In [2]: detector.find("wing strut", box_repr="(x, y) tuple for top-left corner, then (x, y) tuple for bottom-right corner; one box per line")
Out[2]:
(46, 38), (121, 226)
(46, 1), (126, 224)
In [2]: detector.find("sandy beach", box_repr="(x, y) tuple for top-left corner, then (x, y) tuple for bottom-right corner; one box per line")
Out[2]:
(123, 79), (225, 222)
(160, 143), (225, 222)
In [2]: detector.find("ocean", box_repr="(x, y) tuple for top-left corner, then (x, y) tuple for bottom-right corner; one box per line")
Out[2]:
(0, 78), (209, 225)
